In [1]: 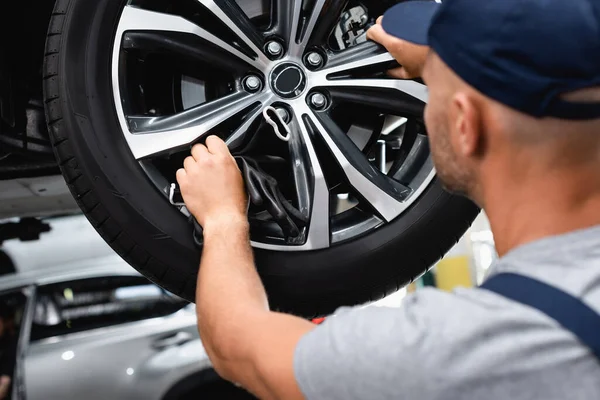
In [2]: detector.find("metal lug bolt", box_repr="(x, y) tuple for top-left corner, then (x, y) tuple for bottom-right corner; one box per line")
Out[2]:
(306, 52), (323, 68)
(266, 41), (283, 57)
(244, 75), (261, 92)
(310, 93), (327, 109)
(276, 108), (290, 123)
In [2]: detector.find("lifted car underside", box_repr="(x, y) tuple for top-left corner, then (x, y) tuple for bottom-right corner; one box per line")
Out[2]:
(0, 0), (81, 219)
(1, 0), (59, 178)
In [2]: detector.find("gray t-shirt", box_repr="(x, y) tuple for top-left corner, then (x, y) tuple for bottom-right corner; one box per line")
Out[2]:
(294, 225), (600, 400)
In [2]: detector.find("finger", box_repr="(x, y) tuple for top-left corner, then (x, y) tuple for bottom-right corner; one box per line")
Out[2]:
(376, 15), (383, 25)
(175, 168), (187, 185)
(366, 24), (392, 47)
(183, 156), (196, 172)
(387, 67), (410, 79)
(366, 24), (377, 42)
(205, 135), (230, 156)
(191, 143), (209, 162)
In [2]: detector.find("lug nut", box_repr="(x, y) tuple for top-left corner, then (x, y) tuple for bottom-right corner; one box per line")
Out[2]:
(244, 75), (261, 92)
(306, 52), (323, 68)
(276, 108), (290, 123)
(266, 41), (283, 57)
(310, 93), (327, 109)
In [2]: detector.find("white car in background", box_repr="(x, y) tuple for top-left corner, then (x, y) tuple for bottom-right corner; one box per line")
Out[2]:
(0, 216), (255, 400)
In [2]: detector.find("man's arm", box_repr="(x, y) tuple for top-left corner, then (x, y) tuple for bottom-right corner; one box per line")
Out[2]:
(177, 137), (315, 399)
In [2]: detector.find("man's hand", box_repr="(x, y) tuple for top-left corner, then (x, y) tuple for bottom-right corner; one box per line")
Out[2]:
(367, 16), (430, 79)
(176, 136), (247, 229)
(180, 138), (312, 400)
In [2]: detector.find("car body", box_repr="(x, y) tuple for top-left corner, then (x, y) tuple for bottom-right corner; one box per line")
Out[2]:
(0, 253), (217, 400)
(0, 214), (258, 400)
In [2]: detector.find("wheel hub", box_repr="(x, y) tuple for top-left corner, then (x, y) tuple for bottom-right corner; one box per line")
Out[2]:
(269, 63), (307, 99)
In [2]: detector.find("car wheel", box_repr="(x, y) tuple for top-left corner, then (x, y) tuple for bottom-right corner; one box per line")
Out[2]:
(43, 0), (479, 316)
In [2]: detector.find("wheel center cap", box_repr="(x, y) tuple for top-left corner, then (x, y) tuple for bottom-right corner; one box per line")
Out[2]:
(270, 63), (307, 99)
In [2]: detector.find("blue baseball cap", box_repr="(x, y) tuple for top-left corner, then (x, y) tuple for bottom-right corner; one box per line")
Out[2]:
(381, 0), (600, 120)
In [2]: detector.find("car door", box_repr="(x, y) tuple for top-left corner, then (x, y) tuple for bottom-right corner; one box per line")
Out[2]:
(23, 275), (210, 400)
(0, 287), (31, 400)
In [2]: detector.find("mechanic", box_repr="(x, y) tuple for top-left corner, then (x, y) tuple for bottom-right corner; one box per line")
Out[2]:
(177, 0), (600, 399)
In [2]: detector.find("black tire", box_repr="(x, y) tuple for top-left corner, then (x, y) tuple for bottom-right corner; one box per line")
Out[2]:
(43, 0), (479, 317)
(163, 369), (257, 400)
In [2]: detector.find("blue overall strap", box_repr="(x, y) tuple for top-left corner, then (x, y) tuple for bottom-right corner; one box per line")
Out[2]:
(481, 273), (600, 360)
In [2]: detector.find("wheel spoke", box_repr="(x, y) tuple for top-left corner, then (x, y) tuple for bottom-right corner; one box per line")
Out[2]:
(305, 109), (413, 222)
(287, 105), (331, 249)
(122, 31), (251, 74)
(296, 0), (327, 52)
(117, 6), (266, 71)
(281, 0), (348, 58)
(273, 0), (303, 56)
(312, 77), (429, 105)
(287, 120), (313, 222)
(324, 82), (426, 116)
(317, 42), (396, 76)
(324, 41), (395, 72)
(125, 91), (274, 159)
(225, 105), (264, 150)
(305, 0), (349, 48)
(195, 0), (271, 68)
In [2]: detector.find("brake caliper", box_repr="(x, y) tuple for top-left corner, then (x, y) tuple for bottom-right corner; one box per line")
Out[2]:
(332, 5), (370, 50)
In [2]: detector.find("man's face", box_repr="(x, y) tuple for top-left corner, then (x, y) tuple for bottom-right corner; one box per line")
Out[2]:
(421, 53), (475, 198)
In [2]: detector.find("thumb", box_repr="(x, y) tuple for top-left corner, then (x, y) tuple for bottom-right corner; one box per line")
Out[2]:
(366, 24), (391, 47)
(205, 135), (230, 156)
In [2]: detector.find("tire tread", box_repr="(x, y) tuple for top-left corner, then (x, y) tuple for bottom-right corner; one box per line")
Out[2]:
(43, 0), (175, 298)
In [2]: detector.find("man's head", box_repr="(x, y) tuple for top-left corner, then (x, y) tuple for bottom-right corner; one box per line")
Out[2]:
(420, 52), (476, 197)
(382, 0), (600, 205)
(421, 52), (600, 204)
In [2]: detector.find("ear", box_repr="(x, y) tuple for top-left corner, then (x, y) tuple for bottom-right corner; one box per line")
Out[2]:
(448, 92), (482, 157)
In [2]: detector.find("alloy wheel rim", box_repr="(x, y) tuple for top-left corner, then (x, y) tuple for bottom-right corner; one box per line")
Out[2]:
(111, 0), (436, 251)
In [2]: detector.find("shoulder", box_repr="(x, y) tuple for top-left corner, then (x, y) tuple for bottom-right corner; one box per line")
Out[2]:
(296, 285), (526, 351)
(294, 287), (559, 400)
